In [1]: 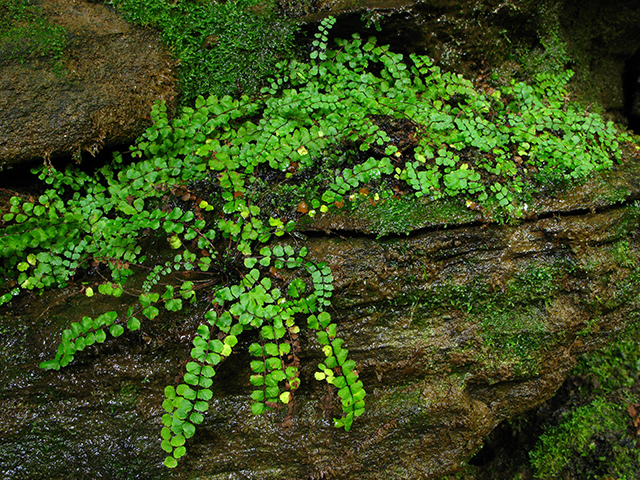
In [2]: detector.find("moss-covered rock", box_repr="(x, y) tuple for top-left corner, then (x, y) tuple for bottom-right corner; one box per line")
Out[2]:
(0, 0), (177, 168)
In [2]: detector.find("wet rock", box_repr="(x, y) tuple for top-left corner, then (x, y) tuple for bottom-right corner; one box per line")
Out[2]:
(0, 0), (177, 168)
(2, 155), (640, 478)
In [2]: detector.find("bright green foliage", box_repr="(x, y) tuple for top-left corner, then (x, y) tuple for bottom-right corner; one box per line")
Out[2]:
(158, 250), (350, 465)
(308, 311), (365, 431)
(0, 16), (630, 469)
(39, 311), (119, 370)
(118, 16), (625, 223)
(108, 0), (298, 104)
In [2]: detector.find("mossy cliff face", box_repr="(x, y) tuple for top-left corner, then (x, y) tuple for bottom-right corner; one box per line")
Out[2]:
(2, 155), (640, 479)
(2, 2), (640, 477)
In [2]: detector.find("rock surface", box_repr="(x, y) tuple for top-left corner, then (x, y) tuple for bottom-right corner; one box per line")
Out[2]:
(0, 0), (177, 168)
(1, 154), (640, 479)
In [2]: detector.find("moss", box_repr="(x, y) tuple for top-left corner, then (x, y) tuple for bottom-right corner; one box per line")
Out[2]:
(474, 299), (550, 376)
(380, 219), (640, 376)
(516, 1), (570, 78)
(528, 323), (640, 479)
(611, 240), (636, 268)
(507, 265), (563, 302)
(530, 397), (640, 479)
(480, 306), (547, 344)
(445, 320), (640, 479)
(388, 264), (560, 375)
(357, 195), (478, 237)
(0, 0), (67, 67)
(118, 383), (141, 404)
(109, 0), (299, 105)
(374, 382), (423, 414)
(577, 236), (640, 316)
(392, 279), (488, 319)
(612, 202), (640, 239)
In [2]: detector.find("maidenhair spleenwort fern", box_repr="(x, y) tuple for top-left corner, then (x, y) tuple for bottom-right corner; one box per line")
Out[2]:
(0, 15), (630, 468)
